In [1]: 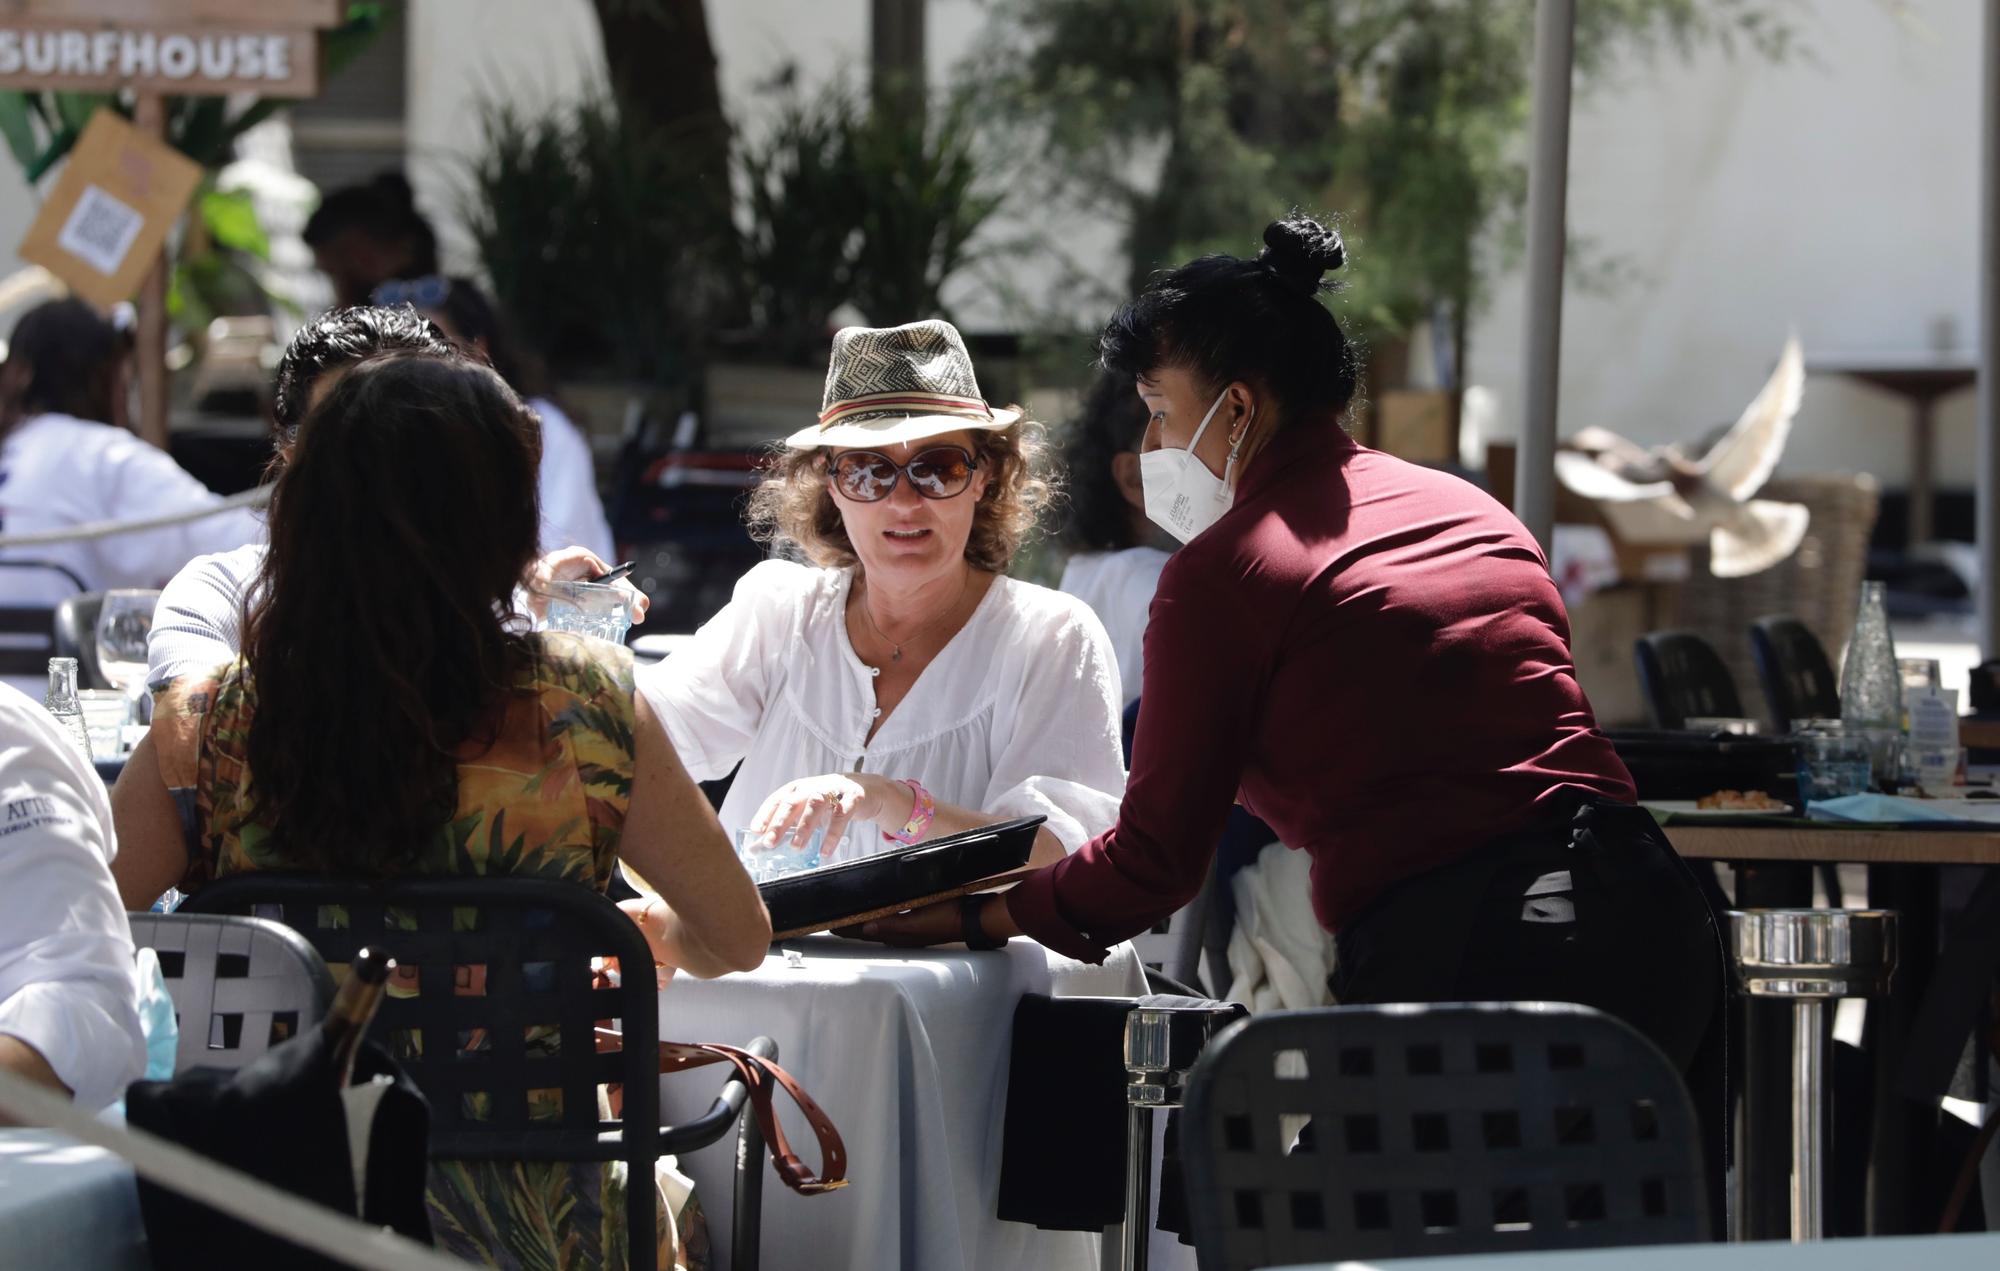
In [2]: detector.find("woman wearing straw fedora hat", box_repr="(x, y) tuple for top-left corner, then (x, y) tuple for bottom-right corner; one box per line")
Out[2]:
(635, 319), (1127, 873)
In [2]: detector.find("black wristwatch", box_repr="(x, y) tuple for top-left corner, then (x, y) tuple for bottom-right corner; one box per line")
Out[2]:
(959, 894), (1004, 950)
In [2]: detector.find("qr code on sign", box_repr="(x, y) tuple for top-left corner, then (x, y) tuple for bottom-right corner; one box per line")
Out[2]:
(56, 185), (145, 277)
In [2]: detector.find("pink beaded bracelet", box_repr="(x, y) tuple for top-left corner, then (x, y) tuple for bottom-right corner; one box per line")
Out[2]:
(883, 778), (935, 844)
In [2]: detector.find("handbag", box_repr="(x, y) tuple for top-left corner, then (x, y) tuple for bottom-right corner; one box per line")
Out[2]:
(589, 962), (849, 1196)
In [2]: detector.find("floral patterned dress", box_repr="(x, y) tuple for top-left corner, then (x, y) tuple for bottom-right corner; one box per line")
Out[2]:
(151, 632), (701, 1271)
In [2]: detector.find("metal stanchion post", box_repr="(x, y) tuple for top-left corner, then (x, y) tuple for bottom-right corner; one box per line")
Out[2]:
(1114, 1004), (1241, 1271)
(1730, 909), (1898, 1242)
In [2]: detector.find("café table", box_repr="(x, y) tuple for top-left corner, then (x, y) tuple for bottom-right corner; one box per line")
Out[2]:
(1666, 817), (2000, 1236)
(1285, 1229), (2000, 1270)
(0, 1127), (149, 1270)
(657, 935), (1153, 1271)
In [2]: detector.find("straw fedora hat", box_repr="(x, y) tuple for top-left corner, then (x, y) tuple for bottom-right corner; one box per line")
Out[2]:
(783, 319), (1020, 449)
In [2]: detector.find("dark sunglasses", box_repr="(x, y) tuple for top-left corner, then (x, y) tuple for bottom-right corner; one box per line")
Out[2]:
(827, 446), (981, 503)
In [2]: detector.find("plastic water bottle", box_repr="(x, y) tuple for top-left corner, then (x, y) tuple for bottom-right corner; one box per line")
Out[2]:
(42, 657), (92, 760)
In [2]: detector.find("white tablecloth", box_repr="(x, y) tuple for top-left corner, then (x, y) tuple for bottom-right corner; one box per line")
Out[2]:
(1301, 1230), (2000, 1270)
(657, 936), (1152, 1271)
(0, 1127), (148, 1270)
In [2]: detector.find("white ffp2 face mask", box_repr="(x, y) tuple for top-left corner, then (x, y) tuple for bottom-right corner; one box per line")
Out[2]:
(1140, 389), (1243, 544)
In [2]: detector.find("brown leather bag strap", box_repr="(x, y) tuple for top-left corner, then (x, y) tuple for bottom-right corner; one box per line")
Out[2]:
(657, 1040), (849, 1195)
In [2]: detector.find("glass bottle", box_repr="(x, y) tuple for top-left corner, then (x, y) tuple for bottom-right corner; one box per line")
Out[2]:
(42, 656), (92, 760)
(1840, 581), (1902, 783)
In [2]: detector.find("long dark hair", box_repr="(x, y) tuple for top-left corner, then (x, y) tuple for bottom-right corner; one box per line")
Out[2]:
(0, 298), (132, 442)
(1098, 213), (1358, 429)
(1059, 371), (1152, 553)
(243, 355), (544, 872)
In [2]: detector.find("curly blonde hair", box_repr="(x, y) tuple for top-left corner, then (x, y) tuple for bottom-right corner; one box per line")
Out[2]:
(746, 414), (1055, 573)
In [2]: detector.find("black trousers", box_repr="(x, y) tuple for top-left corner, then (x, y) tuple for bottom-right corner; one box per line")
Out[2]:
(1329, 798), (1729, 1232)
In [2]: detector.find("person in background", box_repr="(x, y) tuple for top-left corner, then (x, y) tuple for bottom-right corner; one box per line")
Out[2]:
(376, 275), (616, 562)
(0, 300), (264, 686)
(301, 172), (439, 309)
(1056, 371), (1171, 707)
(146, 305), (462, 689)
(111, 354), (766, 1270)
(861, 216), (1721, 1095)
(0, 681), (145, 1118)
(646, 319), (1126, 871)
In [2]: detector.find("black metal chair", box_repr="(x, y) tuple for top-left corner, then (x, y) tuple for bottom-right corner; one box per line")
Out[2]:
(1633, 631), (1745, 731)
(1748, 615), (1841, 734)
(54, 590), (108, 689)
(1181, 1003), (1709, 1270)
(0, 559), (87, 681)
(125, 912), (335, 1074)
(185, 874), (774, 1271)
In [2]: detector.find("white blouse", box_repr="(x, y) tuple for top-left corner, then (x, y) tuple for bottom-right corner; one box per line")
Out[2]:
(638, 560), (1127, 864)
(1057, 546), (1171, 708)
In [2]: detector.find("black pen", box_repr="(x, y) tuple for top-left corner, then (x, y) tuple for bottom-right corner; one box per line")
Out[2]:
(588, 560), (636, 585)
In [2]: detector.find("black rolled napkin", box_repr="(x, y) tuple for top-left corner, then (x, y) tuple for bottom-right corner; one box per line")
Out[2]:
(125, 1023), (431, 1270)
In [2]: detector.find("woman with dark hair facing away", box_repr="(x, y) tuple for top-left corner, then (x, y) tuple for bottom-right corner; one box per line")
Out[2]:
(1056, 371), (1170, 706)
(860, 216), (1720, 1085)
(303, 172), (439, 307)
(145, 305), (463, 688)
(110, 354), (769, 1269)
(375, 274), (615, 562)
(0, 300), (262, 632)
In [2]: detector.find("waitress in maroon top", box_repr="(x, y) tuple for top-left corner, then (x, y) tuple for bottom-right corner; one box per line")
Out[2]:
(862, 214), (1719, 1074)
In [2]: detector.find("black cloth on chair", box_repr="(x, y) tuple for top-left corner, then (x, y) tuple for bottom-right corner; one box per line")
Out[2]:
(997, 993), (1244, 1236)
(126, 1023), (431, 1270)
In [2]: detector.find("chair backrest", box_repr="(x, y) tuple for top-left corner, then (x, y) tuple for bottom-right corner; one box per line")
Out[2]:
(1181, 1003), (1708, 1270)
(1633, 630), (1743, 730)
(125, 912), (335, 1074)
(53, 591), (107, 689)
(1748, 615), (1841, 734)
(182, 873), (664, 1270)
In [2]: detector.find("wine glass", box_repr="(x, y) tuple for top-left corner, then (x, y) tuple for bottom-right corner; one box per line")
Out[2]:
(95, 589), (161, 725)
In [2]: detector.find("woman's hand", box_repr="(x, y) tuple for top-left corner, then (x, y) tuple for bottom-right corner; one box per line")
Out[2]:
(618, 897), (679, 989)
(748, 772), (914, 852)
(524, 546), (650, 624)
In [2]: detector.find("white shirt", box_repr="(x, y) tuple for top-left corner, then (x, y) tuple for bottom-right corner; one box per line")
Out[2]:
(640, 560), (1127, 863)
(147, 541), (264, 689)
(0, 413), (265, 607)
(1057, 546), (1171, 707)
(531, 397), (615, 562)
(0, 683), (145, 1110)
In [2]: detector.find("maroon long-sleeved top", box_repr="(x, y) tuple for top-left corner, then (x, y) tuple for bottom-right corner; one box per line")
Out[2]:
(1009, 423), (1635, 963)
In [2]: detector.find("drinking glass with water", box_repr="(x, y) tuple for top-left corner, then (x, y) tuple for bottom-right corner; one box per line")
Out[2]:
(539, 579), (633, 644)
(736, 826), (829, 883)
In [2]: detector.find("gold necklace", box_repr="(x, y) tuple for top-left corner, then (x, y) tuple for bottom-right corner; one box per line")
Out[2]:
(859, 571), (972, 663)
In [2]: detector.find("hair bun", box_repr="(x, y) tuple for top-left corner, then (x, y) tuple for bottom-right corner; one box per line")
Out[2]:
(1257, 214), (1344, 294)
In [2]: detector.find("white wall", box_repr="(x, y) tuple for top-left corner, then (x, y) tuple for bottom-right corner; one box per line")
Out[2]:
(404, 0), (608, 275)
(1465, 1), (1982, 493)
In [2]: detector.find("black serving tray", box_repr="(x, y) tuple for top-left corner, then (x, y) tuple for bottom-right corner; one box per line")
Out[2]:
(759, 815), (1045, 937)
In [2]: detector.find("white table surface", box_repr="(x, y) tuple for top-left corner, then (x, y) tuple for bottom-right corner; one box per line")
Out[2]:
(0, 1126), (149, 1270)
(658, 935), (1165, 1271)
(1291, 1231), (2000, 1270)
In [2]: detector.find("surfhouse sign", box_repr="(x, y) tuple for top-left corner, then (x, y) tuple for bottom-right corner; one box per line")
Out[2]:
(0, 0), (341, 97)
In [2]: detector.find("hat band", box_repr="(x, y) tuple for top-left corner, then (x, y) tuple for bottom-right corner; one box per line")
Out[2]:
(818, 391), (992, 428)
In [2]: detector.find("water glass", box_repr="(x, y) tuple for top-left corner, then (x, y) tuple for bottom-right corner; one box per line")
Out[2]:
(95, 589), (160, 697)
(735, 826), (827, 884)
(540, 580), (633, 645)
(77, 689), (128, 761)
(1794, 728), (1873, 803)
